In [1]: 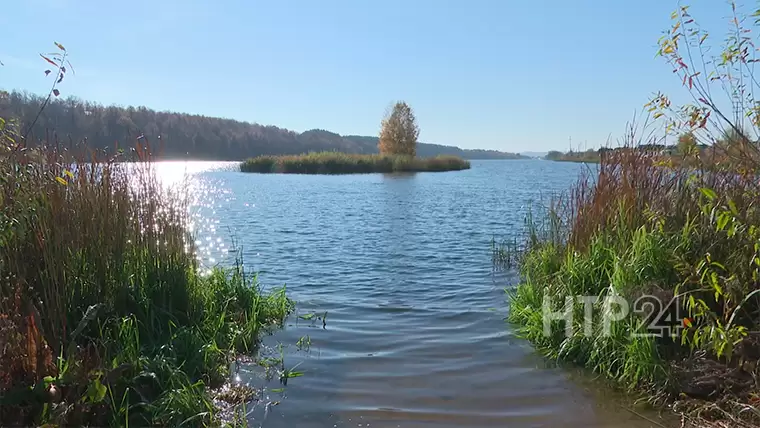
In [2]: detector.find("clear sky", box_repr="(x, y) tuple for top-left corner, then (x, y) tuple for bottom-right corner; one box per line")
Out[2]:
(0, 0), (733, 152)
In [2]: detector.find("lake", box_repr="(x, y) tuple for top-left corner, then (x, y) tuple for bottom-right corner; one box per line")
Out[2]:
(155, 159), (674, 428)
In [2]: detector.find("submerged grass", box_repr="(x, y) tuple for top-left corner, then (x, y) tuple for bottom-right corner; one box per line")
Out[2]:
(499, 135), (760, 425)
(0, 123), (294, 426)
(240, 151), (470, 174)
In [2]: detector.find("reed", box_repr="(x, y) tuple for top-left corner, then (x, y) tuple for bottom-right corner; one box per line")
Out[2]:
(0, 127), (293, 426)
(501, 121), (760, 425)
(503, 5), (760, 422)
(240, 152), (471, 174)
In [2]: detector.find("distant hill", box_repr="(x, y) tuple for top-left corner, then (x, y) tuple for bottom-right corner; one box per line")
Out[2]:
(341, 135), (525, 159)
(0, 90), (525, 161)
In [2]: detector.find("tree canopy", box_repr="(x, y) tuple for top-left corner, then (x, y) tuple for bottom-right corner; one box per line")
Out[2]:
(378, 101), (419, 157)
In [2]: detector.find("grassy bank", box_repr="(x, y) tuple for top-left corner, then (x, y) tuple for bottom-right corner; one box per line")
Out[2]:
(240, 152), (471, 174)
(499, 3), (760, 423)
(0, 125), (293, 426)
(497, 144), (760, 426)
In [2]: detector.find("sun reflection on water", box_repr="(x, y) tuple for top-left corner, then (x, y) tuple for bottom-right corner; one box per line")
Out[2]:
(149, 161), (238, 275)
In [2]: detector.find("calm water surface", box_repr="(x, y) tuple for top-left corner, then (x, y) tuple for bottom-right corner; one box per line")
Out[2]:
(157, 160), (675, 428)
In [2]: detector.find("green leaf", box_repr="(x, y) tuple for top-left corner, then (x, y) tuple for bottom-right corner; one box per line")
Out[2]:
(84, 377), (107, 403)
(699, 187), (717, 201)
(728, 199), (738, 216)
(65, 304), (102, 358)
(717, 212), (730, 231)
(710, 261), (727, 271)
(70, 304), (101, 343)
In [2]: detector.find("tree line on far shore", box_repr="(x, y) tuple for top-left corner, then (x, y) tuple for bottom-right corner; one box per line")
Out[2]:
(544, 129), (753, 164)
(0, 90), (525, 161)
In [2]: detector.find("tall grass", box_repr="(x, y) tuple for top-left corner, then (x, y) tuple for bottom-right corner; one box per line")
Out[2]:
(502, 121), (760, 424)
(240, 151), (470, 174)
(0, 123), (293, 426)
(501, 3), (760, 422)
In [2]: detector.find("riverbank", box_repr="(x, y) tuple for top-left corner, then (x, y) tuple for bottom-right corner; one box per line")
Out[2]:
(0, 136), (293, 426)
(240, 152), (470, 174)
(498, 147), (760, 427)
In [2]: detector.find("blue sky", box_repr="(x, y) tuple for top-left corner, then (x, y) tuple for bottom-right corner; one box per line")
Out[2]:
(0, 0), (734, 152)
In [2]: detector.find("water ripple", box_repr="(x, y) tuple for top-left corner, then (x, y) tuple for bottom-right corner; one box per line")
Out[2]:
(155, 160), (677, 428)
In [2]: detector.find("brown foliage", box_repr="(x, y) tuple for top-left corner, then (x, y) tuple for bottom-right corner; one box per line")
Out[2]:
(558, 119), (760, 254)
(378, 101), (419, 157)
(0, 287), (55, 392)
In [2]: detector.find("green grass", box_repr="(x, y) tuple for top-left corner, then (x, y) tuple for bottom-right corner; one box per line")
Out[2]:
(499, 146), (760, 425)
(240, 151), (471, 174)
(508, 225), (675, 389)
(0, 124), (294, 426)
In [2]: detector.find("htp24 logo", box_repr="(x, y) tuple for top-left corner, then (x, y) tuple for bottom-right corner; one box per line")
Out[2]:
(632, 293), (688, 339)
(541, 292), (690, 339)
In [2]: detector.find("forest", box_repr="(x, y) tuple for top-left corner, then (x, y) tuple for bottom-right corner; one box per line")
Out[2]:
(0, 90), (525, 161)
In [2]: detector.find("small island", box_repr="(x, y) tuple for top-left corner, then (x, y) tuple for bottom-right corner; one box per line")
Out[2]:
(240, 101), (471, 174)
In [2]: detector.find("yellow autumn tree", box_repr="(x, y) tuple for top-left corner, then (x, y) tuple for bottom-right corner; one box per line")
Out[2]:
(378, 101), (419, 157)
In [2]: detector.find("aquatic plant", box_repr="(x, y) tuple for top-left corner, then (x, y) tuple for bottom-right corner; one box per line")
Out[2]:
(240, 151), (470, 174)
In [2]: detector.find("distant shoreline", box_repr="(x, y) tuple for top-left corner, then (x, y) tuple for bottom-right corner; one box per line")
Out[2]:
(3, 89), (527, 161)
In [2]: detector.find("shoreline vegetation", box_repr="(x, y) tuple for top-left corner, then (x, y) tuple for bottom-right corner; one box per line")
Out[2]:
(240, 152), (471, 174)
(543, 142), (714, 165)
(497, 143), (760, 427)
(0, 136), (295, 426)
(1, 46), (294, 426)
(240, 101), (471, 175)
(496, 3), (760, 427)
